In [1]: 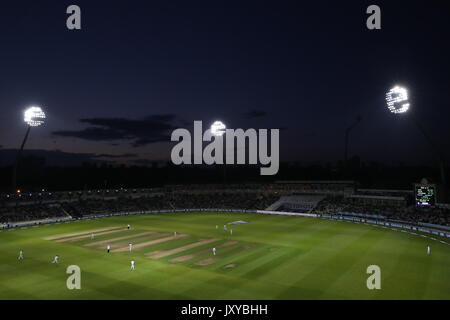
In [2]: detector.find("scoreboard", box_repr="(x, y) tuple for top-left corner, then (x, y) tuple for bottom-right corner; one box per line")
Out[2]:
(415, 184), (436, 206)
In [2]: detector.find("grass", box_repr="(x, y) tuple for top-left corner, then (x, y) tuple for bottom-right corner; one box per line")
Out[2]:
(0, 212), (449, 300)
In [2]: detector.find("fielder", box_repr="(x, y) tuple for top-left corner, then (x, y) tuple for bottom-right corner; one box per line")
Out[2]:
(223, 224), (227, 231)
(427, 245), (431, 256)
(230, 229), (233, 236)
(52, 255), (59, 264)
(130, 260), (135, 271)
(107, 245), (111, 253)
(129, 243), (133, 252)
(212, 247), (216, 256)
(91, 233), (95, 239)
(18, 250), (24, 260)
(174, 231), (177, 237)
(127, 224), (131, 230)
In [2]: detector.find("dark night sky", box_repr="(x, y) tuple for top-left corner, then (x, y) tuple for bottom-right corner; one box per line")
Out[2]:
(0, 1), (449, 167)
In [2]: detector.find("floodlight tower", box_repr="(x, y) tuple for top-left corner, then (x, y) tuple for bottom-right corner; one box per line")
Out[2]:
(385, 86), (446, 185)
(210, 121), (227, 183)
(344, 115), (362, 168)
(12, 106), (46, 192)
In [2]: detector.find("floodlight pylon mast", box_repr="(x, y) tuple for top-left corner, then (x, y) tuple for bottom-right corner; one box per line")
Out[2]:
(344, 116), (362, 168)
(385, 86), (446, 186)
(12, 125), (31, 193)
(410, 114), (447, 186)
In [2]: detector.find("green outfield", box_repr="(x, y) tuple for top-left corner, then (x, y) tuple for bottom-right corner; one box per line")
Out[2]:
(0, 212), (449, 300)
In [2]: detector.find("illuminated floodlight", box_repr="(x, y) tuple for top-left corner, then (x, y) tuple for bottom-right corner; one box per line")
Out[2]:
(24, 106), (46, 127)
(210, 120), (226, 137)
(386, 86), (410, 114)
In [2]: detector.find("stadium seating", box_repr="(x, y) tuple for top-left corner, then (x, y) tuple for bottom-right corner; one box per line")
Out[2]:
(1, 185), (449, 227)
(266, 195), (325, 212)
(312, 196), (450, 226)
(0, 192), (279, 223)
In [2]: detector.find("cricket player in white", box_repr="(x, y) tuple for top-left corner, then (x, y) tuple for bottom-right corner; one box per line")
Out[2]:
(130, 260), (135, 271)
(107, 245), (111, 253)
(212, 247), (216, 256)
(427, 245), (431, 256)
(230, 229), (233, 235)
(52, 255), (59, 264)
(223, 224), (227, 231)
(174, 231), (177, 237)
(91, 233), (95, 239)
(18, 250), (24, 260)
(129, 243), (133, 252)
(127, 224), (131, 230)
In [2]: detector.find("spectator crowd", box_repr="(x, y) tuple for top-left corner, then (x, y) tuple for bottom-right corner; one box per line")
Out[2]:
(0, 192), (278, 223)
(1, 187), (449, 228)
(312, 196), (450, 227)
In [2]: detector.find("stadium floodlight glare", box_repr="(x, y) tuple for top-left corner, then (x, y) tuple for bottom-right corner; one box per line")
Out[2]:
(386, 86), (410, 114)
(385, 86), (447, 185)
(210, 120), (226, 137)
(24, 106), (46, 127)
(13, 105), (46, 192)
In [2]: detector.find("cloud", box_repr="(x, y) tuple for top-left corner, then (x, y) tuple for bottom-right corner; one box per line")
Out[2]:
(0, 149), (117, 167)
(53, 127), (125, 141)
(93, 153), (137, 159)
(52, 114), (180, 147)
(243, 110), (267, 119)
(132, 159), (156, 166)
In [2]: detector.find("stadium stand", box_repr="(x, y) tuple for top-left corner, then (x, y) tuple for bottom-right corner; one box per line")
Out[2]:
(0, 202), (67, 222)
(1, 183), (449, 227)
(312, 196), (450, 226)
(266, 195), (325, 212)
(0, 191), (278, 223)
